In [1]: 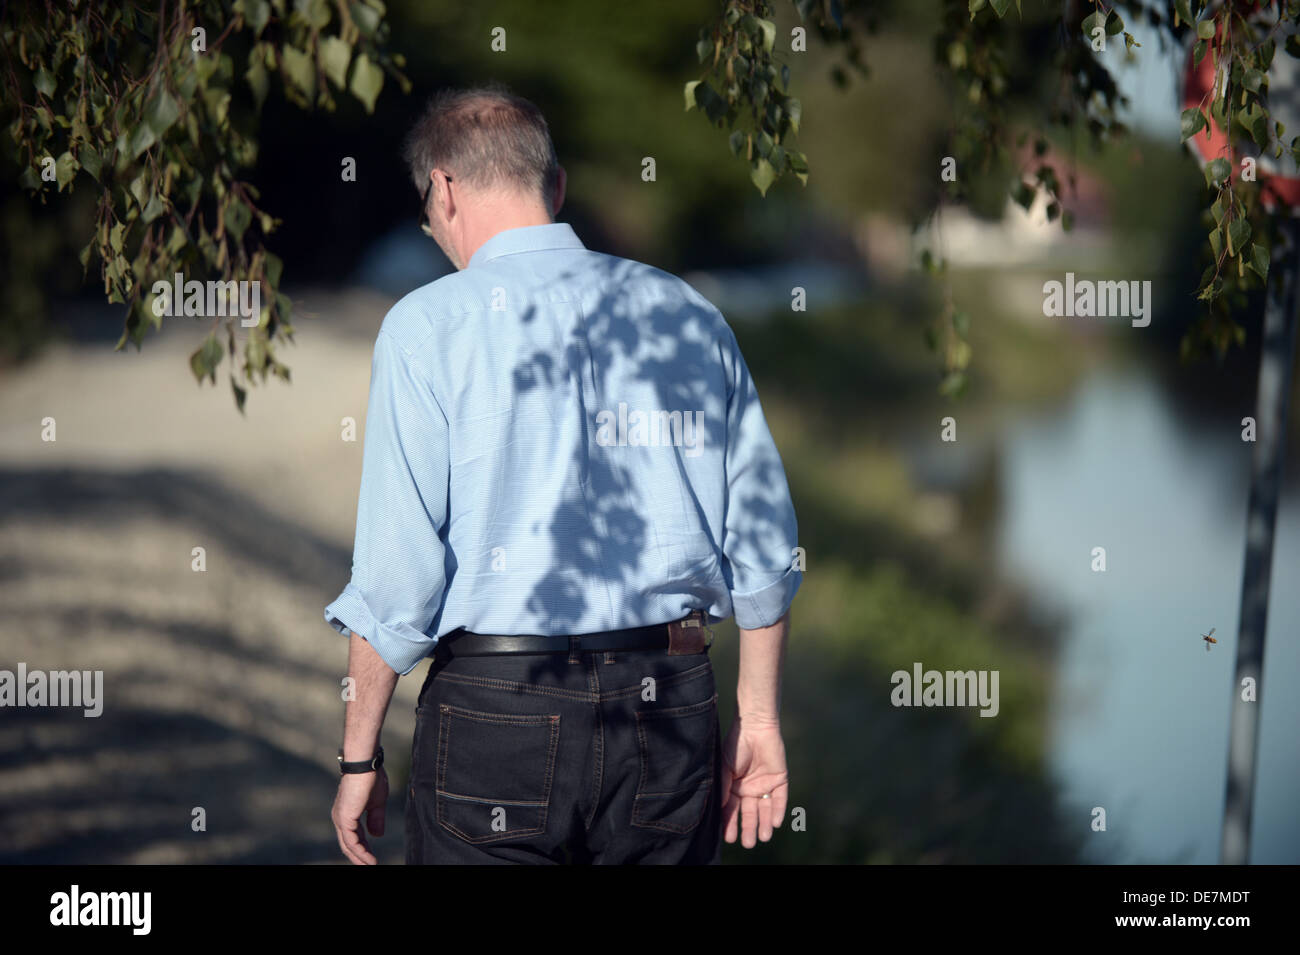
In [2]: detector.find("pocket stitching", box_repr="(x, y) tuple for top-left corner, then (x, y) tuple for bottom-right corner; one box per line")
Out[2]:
(435, 706), (560, 845)
(631, 693), (717, 834)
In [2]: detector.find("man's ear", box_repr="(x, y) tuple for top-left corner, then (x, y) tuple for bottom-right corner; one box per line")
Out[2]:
(432, 168), (455, 220)
(551, 166), (567, 216)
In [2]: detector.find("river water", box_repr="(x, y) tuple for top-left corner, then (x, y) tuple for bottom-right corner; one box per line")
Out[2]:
(996, 368), (1300, 863)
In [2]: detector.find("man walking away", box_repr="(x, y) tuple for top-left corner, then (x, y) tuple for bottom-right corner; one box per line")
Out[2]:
(325, 85), (801, 865)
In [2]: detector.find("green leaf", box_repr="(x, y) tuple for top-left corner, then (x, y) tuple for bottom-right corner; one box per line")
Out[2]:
(968, 0), (987, 18)
(282, 45), (315, 99)
(34, 67), (55, 97)
(349, 53), (383, 114)
(144, 88), (181, 138)
(1243, 69), (1265, 93)
(696, 37), (712, 63)
(166, 226), (187, 255)
(1204, 157), (1230, 186)
(246, 54), (269, 110)
(350, 1), (380, 36)
(950, 339), (972, 370)
(1208, 226), (1223, 260)
(1196, 19), (1216, 40)
(1081, 11), (1104, 37)
(693, 81), (727, 123)
(989, 0), (1011, 16)
(1250, 111), (1271, 149)
(787, 150), (809, 186)
(1180, 108), (1206, 142)
(129, 171), (149, 207)
(684, 79), (701, 110)
(128, 122), (157, 159)
(728, 129), (745, 156)
(78, 145), (102, 182)
(231, 376), (247, 413)
(55, 151), (77, 190)
(275, 291), (292, 328)
(245, 0), (271, 36)
(320, 35), (351, 89)
(142, 193), (166, 223)
(1106, 12), (1124, 36)
(1249, 242), (1270, 279)
(225, 197), (252, 241)
(750, 157), (776, 196)
(754, 17), (776, 52)
(786, 98), (801, 134)
(1227, 218), (1251, 256)
(190, 333), (224, 385)
(264, 251), (284, 289)
(939, 370), (967, 398)
(301, 0), (331, 29)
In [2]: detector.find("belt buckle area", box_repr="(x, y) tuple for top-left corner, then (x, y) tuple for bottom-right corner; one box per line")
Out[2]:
(666, 611), (711, 655)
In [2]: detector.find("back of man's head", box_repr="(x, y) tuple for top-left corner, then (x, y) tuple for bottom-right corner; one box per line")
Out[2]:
(403, 84), (559, 206)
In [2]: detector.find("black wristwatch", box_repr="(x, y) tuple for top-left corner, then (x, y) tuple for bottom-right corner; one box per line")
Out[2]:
(337, 746), (384, 774)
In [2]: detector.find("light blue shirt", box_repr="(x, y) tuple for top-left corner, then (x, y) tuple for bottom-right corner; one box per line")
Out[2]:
(325, 222), (801, 675)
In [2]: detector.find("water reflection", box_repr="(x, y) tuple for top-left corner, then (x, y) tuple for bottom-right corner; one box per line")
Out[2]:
(997, 369), (1300, 863)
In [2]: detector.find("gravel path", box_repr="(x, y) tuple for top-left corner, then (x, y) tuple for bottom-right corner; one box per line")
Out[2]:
(0, 289), (417, 864)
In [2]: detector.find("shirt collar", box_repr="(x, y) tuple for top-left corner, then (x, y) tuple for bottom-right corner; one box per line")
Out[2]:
(467, 222), (585, 268)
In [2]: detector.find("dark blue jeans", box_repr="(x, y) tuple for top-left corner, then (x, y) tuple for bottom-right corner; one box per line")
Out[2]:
(405, 638), (722, 864)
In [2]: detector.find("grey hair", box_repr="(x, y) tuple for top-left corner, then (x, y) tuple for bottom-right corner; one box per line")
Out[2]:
(402, 84), (559, 206)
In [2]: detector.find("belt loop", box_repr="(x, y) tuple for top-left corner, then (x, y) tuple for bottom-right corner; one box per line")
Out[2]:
(604, 651), (615, 665)
(568, 634), (580, 665)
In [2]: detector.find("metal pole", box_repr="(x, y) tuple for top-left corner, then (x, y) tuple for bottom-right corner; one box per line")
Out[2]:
(1221, 215), (1300, 865)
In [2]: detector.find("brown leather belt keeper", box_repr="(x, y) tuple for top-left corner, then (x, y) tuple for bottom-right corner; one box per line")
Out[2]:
(666, 614), (710, 654)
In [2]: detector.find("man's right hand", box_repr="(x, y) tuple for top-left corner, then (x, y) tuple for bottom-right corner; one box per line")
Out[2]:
(719, 717), (789, 849)
(331, 767), (389, 865)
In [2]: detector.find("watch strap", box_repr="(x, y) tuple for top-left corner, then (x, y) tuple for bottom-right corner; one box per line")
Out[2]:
(337, 746), (384, 774)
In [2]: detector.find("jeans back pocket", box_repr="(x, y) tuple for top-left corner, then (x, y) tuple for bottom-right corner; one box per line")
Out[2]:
(631, 693), (717, 834)
(436, 704), (560, 845)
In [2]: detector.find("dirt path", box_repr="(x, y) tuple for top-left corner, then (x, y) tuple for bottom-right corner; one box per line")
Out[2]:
(0, 289), (417, 863)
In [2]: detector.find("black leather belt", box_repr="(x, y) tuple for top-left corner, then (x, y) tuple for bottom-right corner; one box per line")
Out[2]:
(440, 611), (713, 657)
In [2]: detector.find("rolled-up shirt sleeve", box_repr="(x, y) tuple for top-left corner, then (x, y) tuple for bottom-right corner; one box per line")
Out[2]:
(719, 324), (801, 629)
(324, 327), (450, 675)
